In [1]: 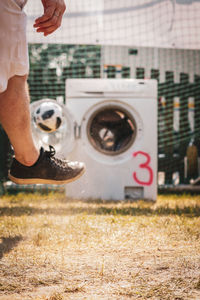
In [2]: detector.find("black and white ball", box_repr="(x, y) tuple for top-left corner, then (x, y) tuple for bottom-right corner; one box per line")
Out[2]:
(33, 101), (63, 133)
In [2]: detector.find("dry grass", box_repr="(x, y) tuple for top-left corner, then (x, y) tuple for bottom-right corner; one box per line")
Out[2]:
(0, 192), (200, 299)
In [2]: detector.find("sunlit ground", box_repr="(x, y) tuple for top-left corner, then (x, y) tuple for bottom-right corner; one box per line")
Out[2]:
(0, 192), (200, 299)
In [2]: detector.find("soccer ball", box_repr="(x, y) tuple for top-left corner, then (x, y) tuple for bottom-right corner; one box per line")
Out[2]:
(33, 101), (63, 133)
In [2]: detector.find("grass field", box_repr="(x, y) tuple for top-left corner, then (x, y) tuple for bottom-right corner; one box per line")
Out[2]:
(0, 192), (200, 300)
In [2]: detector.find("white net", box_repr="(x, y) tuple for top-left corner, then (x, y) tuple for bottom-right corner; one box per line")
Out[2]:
(25, 0), (200, 49)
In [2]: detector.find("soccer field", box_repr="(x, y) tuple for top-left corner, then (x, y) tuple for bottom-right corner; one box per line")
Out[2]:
(0, 192), (200, 299)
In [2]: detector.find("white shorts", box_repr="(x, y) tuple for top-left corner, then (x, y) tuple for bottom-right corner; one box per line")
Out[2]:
(0, 0), (29, 93)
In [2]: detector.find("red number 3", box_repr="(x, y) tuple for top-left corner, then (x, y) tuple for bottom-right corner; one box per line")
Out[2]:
(132, 151), (153, 186)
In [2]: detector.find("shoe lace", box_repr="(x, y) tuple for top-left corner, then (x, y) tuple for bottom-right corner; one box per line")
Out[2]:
(45, 145), (68, 169)
(46, 145), (56, 158)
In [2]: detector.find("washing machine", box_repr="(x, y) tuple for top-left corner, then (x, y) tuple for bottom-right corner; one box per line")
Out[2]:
(62, 78), (158, 201)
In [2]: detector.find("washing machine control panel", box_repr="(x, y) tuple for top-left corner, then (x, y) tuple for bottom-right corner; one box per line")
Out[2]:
(66, 79), (157, 98)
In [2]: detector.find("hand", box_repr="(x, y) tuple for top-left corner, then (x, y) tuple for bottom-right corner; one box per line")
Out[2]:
(34, 0), (66, 36)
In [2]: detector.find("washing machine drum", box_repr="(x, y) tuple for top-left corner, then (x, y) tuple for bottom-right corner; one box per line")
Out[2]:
(88, 107), (136, 155)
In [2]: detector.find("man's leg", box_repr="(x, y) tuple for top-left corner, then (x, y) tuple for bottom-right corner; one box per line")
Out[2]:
(0, 74), (85, 185)
(0, 75), (39, 166)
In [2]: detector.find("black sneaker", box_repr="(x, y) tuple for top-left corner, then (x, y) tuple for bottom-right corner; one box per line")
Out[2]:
(8, 146), (85, 185)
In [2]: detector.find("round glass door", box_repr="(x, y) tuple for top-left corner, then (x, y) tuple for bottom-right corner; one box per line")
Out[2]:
(87, 106), (137, 156)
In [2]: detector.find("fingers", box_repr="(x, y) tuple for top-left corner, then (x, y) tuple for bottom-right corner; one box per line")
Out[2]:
(34, 14), (62, 36)
(34, 0), (66, 36)
(34, 6), (55, 25)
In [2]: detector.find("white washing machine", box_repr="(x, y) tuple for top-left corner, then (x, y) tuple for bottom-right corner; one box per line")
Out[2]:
(63, 79), (158, 201)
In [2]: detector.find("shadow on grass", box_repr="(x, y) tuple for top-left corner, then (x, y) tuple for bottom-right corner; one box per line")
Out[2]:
(0, 236), (22, 259)
(0, 205), (200, 217)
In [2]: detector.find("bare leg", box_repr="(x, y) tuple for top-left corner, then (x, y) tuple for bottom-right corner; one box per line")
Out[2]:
(0, 75), (39, 166)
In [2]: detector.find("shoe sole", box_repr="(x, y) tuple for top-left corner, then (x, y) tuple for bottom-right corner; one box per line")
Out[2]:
(8, 168), (85, 185)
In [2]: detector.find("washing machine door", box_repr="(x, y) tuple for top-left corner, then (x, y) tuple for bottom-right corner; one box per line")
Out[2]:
(81, 99), (143, 165)
(30, 99), (76, 158)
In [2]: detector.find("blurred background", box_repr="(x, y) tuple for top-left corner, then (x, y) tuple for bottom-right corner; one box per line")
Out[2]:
(1, 0), (200, 193)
